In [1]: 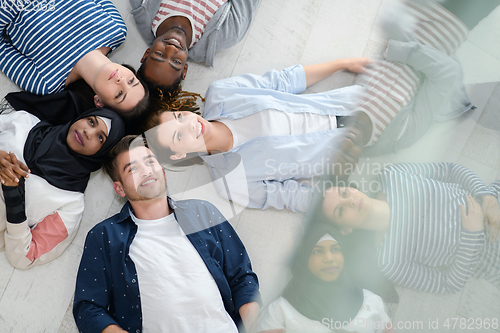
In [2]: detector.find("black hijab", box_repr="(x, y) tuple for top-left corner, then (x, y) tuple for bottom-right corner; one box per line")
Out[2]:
(24, 108), (125, 193)
(282, 222), (364, 324)
(6, 90), (84, 125)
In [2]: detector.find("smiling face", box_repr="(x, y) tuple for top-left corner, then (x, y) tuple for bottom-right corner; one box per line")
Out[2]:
(156, 111), (212, 160)
(308, 240), (344, 282)
(113, 146), (167, 202)
(140, 27), (189, 88)
(93, 63), (145, 113)
(322, 187), (373, 232)
(66, 116), (108, 155)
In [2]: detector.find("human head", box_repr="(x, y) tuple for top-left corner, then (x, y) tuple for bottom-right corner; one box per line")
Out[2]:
(307, 234), (344, 282)
(322, 186), (373, 235)
(66, 115), (109, 156)
(138, 30), (189, 93)
(103, 135), (167, 201)
(66, 108), (125, 159)
(24, 107), (125, 193)
(142, 109), (207, 166)
(92, 63), (148, 114)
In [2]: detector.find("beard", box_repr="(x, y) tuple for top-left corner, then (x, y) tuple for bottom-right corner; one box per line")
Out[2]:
(122, 173), (168, 202)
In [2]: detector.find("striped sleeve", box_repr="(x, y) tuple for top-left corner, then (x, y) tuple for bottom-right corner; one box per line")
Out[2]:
(0, 39), (49, 93)
(0, 4), (48, 93)
(380, 230), (484, 294)
(384, 163), (496, 197)
(92, 0), (127, 33)
(0, 2), (18, 31)
(1, 0), (127, 95)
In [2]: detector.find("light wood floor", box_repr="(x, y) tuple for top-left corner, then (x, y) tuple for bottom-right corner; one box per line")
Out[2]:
(1, 0), (499, 332)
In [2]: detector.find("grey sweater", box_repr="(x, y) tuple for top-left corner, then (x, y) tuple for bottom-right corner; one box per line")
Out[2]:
(128, 0), (260, 66)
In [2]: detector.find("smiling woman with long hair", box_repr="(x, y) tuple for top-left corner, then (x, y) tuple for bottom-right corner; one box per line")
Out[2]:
(323, 163), (500, 294)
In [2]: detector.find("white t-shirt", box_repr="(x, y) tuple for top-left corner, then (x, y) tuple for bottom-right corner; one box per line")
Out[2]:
(128, 211), (237, 333)
(257, 290), (392, 333)
(218, 109), (338, 149)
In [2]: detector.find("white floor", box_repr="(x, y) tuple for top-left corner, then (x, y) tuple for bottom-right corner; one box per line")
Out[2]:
(1, 0), (500, 332)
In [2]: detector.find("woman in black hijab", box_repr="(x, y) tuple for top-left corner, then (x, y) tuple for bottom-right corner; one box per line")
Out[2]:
(256, 222), (394, 333)
(0, 107), (125, 268)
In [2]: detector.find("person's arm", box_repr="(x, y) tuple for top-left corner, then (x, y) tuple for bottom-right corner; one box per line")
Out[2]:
(128, 0), (156, 46)
(384, 39), (465, 146)
(255, 300), (287, 333)
(92, 0), (127, 34)
(246, 179), (315, 213)
(0, 6), (50, 94)
(303, 57), (372, 88)
(73, 226), (121, 333)
(381, 231), (483, 294)
(384, 163), (496, 198)
(381, 196), (484, 294)
(207, 204), (261, 328)
(189, 0), (260, 66)
(0, 2), (19, 33)
(207, 64), (308, 94)
(484, 181), (500, 243)
(2, 178), (84, 268)
(385, 39), (461, 92)
(239, 301), (261, 332)
(0, 150), (30, 185)
(101, 325), (128, 333)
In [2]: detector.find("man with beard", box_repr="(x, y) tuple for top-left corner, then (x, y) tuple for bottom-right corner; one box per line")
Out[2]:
(73, 135), (260, 333)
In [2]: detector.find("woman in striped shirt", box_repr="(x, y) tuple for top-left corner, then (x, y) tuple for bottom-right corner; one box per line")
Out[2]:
(322, 163), (500, 294)
(0, 0), (147, 116)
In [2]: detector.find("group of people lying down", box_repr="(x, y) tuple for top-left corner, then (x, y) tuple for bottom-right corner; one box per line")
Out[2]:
(1, 0), (500, 332)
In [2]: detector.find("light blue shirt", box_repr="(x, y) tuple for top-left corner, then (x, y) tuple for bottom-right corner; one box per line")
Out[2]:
(200, 65), (363, 213)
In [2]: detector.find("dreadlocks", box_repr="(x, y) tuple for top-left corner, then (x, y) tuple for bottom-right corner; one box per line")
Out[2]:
(150, 84), (204, 114)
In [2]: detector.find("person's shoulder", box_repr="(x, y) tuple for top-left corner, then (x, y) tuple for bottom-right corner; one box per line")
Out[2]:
(175, 198), (223, 216)
(174, 199), (230, 233)
(86, 207), (132, 240)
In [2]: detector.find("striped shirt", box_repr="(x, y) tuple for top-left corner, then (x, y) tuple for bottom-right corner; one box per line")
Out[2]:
(0, 0), (127, 95)
(356, 1), (468, 145)
(377, 163), (497, 294)
(152, 0), (227, 47)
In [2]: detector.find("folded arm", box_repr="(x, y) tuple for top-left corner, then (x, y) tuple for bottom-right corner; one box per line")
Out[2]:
(2, 178), (84, 268)
(384, 163), (495, 197)
(380, 230), (484, 294)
